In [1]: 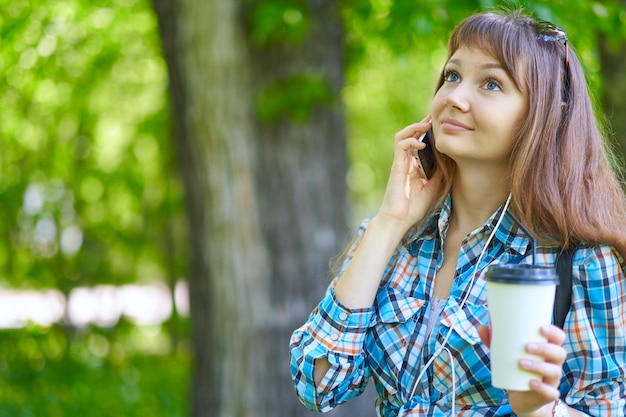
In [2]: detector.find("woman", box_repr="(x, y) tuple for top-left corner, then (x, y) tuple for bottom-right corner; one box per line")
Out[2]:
(290, 9), (626, 417)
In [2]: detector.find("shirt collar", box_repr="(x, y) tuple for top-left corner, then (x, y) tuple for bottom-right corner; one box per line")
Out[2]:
(403, 193), (533, 257)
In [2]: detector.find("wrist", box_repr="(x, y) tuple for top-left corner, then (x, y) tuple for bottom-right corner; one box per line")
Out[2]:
(515, 402), (555, 417)
(515, 400), (570, 417)
(370, 213), (414, 239)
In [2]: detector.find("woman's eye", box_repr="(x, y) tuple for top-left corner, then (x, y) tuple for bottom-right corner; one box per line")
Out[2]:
(443, 70), (460, 83)
(483, 79), (502, 91)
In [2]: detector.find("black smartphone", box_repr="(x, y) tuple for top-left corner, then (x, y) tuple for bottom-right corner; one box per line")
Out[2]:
(416, 129), (436, 179)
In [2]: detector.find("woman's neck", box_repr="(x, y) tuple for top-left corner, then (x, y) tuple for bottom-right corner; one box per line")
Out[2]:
(449, 164), (510, 235)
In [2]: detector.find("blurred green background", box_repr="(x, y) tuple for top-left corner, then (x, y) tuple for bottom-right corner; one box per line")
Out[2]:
(1, 0), (625, 416)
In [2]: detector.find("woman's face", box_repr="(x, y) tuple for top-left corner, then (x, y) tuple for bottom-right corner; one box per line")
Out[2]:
(431, 45), (528, 169)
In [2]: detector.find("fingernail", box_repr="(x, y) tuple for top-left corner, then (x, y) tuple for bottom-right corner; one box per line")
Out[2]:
(527, 342), (538, 352)
(520, 359), (532, 369)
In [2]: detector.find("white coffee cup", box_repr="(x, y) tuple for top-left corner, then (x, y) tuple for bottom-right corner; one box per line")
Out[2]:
(485, 264), (558, 391)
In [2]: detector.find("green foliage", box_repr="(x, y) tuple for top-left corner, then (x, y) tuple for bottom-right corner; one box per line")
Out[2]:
(248, 0), (310, 46)
(343, 39), (445, 220)
(257, 74), (334, 124)
(0, 0), (188, 291)
(0, 2), (190, 412)
(0, 323), (190, 417)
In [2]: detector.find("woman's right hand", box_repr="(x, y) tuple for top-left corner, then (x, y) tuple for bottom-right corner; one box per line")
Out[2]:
(333, 119), (444, 311)
(377, 119), (443, 232)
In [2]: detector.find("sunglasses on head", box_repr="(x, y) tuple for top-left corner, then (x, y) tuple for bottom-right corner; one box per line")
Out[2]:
(532, 20), (570, 103)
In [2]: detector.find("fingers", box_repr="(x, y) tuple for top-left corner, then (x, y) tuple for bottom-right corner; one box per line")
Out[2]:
(394, 118), (432, 144)
(396, 137), (424, 153)
(378, 117), (439, 225)
(517, 325), (567, 397)
(541, 324), (566, 346)
(393, 119), (434, 177)
(526, 374), (561, 399)
(519, 351), (562, 385)
(527, 326), (567, 367)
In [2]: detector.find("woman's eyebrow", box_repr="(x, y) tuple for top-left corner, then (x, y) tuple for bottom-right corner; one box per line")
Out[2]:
(447, 58), (504, 71)
(480, 62), (505, 70)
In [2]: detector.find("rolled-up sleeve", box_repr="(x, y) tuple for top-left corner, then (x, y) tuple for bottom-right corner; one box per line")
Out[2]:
(290, 286), (374, 412)
(563, 246), (626, 415)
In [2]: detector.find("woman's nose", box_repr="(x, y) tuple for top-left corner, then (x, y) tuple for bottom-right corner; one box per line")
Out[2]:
(444, 84), (471, 112)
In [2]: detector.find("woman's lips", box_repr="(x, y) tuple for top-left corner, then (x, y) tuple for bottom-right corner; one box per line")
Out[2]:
(441, 118), (473, 132)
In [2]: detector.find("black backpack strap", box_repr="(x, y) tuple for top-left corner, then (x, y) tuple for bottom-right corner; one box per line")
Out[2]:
(553, 247), (575, 329)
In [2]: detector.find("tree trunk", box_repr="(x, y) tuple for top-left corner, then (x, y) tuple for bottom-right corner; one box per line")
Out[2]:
(153, 0), (271, 415)
(153, 0), (374, 416)
(244, 0), (377, 415)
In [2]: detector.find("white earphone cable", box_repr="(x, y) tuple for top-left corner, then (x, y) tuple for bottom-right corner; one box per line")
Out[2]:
(407, 193), (512, 415)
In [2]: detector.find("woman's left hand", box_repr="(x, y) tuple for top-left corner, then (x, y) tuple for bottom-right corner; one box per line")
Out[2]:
(478, 324), (567, 416)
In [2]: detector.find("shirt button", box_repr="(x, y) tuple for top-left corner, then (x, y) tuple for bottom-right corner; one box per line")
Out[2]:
(339, 312), (348, 321)
(330, 333), (339, 341)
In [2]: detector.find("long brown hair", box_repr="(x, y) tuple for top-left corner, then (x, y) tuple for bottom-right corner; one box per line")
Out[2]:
(432, 9), (626, 257)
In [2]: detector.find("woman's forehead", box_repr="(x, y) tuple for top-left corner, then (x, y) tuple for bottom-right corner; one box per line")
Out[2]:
(448, 45), (499, 62)
(450, 38), (499, 59)
(447, 42), (528, 93)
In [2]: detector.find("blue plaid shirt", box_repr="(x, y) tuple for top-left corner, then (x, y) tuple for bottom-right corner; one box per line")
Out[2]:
(290, 196), (626, 416)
